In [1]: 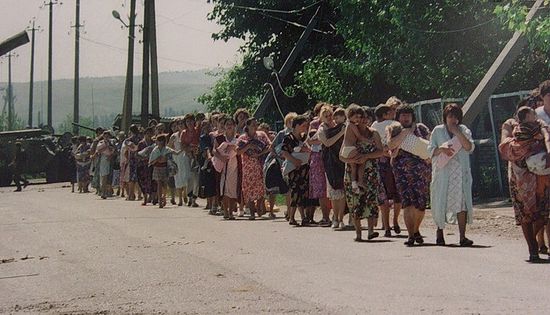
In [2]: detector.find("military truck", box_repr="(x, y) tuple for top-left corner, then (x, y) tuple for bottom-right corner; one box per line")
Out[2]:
(0, 129), (74, 186)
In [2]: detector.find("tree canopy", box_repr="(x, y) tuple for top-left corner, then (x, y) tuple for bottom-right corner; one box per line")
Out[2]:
(199, 0), (550, 118)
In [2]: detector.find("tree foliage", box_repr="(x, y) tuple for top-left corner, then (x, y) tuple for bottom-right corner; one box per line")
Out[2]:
(200, 0), (550, 118)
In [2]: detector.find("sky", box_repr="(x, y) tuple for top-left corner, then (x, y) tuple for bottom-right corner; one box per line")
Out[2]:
(0, 0), (244, 83)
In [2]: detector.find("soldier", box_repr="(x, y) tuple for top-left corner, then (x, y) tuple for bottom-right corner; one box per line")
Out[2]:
(10, 142), (29, 192)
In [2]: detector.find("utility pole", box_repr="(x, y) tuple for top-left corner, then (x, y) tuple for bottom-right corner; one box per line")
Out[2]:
(72, 0), (83, 135)
(120, 0), (137, 133)
(27, 20), (40, 128)
(140, 0), (151, 128)
(462, 0), (544, 125)
(253, 5), (323, 118)
(149, 0), (160, 118)
(44, 0), (61, 128)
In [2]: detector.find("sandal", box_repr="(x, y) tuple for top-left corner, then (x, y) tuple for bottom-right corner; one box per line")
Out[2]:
(460, 238), (474, 247)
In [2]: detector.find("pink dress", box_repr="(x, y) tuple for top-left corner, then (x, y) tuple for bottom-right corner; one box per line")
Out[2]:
(308, 119), (327, 199)
(219, 137), (239, 199)
(238, 131), (271, 203)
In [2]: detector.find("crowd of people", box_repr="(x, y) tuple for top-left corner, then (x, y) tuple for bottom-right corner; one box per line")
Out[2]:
(64, 80), (550, 263)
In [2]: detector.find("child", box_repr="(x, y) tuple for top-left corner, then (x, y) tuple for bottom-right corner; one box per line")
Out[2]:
(513, 107), (548, 173)
(340, 104), (369, 192)
(148, 134), (182, 208)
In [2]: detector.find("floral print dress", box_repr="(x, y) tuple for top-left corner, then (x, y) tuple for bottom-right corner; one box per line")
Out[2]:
(238, 131), (271, 204)
(344, 141), (380, 219)
(282, 133), (311, 208)
(392, 124), (432, 210)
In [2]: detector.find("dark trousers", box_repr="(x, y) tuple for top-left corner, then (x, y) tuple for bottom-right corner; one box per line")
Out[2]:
(13, 171), (28, 190)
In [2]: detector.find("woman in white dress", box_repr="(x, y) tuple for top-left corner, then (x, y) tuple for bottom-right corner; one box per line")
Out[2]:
(169, 119), (189, 206)
(428, 103), (475, 246)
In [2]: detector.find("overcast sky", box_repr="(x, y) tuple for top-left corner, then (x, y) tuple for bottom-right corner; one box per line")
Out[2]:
(0, 0), (243, 83)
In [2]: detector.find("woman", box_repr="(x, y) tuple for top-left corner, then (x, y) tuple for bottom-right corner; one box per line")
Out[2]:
(501, 100), (550, 262)
(137, 127), (155, 206)
(216, 118), (240, 219)
(180, 114), (200, 207)
(234, 108), (250, 135)
(75, 136), (91, 193)
(198, 120), (217, 211)
(124, 125), (141, 201)
(237, 118), (271, 219)
(318, 106), (347, 229)
(264, 113), (296, 219)
(388, 104), (431, 247)
(280, 115), (312, 226)
(169, 119), (187, 206)
(307, 102), (330, 225)
(340, 107), (384, 241)
(428, 104), (475, 246)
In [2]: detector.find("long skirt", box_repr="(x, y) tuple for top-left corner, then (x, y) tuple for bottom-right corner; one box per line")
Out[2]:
(199, 160), (217, 198)
(344, 161), (379, 219)
(241, 154), (265, 203)
(288, 164), (310, 208)
(77, 162), (90, 183)
(174, 152), (189, 189)
(308, 151), (327, 199)
(220, 157), (239, 199)
(392, 152), (431, 210)
(137, 162), (154, 194)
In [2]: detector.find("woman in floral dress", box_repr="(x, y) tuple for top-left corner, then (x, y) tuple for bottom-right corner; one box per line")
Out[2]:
(237, 118), (271, 219)
(280, 115), (312, 226)
(340, 108), (384, 241)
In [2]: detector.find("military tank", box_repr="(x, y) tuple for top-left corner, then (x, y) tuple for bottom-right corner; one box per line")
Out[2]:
(0, 128), (74, 186)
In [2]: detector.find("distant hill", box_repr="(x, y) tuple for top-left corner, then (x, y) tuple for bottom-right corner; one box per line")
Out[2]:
(1, 70), (219, 129)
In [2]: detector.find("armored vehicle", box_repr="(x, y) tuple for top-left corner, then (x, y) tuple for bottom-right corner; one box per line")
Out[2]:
(0, 129), (73, 186)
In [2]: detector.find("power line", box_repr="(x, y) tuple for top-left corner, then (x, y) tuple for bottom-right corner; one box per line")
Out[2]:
(399, 16), (500, 34)
(230, 1), (322, 15)
(258, 12), (331, 35)
(80, 36), (217, 68)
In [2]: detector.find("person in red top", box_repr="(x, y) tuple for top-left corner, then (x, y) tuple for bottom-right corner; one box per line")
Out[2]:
(180, 114), (201, 206)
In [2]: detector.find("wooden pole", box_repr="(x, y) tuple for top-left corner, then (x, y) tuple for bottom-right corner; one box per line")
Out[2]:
(462, 0), (544, 125)
(121, 0), (136, 132)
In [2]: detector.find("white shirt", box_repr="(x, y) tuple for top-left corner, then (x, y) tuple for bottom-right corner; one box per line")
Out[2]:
(371, 120), (394, 145)
(535, 106), (550, 126)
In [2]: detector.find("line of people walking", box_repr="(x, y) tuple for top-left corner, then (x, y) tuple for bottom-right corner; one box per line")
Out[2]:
(68, 80), (550, 263)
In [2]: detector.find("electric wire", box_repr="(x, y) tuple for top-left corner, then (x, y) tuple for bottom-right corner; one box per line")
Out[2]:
(230, 1), (322, 15)
(80, 36), (216, 68)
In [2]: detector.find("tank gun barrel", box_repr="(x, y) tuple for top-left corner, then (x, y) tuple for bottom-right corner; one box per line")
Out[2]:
(71, 122), (95, 132)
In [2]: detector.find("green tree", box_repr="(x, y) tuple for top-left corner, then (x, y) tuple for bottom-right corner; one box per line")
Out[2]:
(201, 0), (550, 119)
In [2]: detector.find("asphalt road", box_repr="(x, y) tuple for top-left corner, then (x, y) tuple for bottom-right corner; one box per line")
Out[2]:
(1, 184), (549, 314)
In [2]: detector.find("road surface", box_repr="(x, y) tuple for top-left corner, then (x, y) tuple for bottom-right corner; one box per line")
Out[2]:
(0, 184), (548, 314)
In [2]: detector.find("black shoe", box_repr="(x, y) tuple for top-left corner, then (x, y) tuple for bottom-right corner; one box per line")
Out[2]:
(14, 188), (22, 192)
(460, 238), (474, 247)
(404, 238), (415, 247)
(368, 232), (379, 240)
(414, 232), (424, 245)
(393, 224), (401, 234)
(23, 181), (29, 188)
(384, 229), (392, 237)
